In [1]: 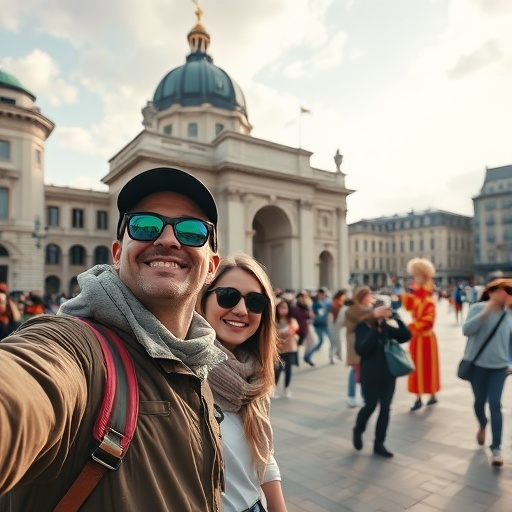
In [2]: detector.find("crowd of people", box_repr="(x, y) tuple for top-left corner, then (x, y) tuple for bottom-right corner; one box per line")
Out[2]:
(0, 166), (511, 511)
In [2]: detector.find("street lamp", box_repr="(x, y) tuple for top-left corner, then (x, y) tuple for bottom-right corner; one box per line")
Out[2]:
(32, 217), (48, 249)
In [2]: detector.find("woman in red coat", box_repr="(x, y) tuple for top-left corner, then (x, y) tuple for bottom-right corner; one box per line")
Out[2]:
(402, 258), (440, 411)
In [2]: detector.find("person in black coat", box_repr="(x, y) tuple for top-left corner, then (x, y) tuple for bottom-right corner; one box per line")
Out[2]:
(352, 307), (411, 458)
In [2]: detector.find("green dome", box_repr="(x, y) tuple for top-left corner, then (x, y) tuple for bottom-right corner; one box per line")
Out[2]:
(152, 14), (247, 118)
(153, 54), (247, 116)
(0, 69), (35, 99)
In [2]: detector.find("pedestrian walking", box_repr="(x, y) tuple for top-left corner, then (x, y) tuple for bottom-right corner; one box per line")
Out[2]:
(344, 287), (375, 407)
(291, 290), (314, 363)
(275, 297), (299, 398)
(461, 278), (512, 467)
(304, 288), (331, 366)
(352, 306), (411, 458)
(328, 289), (348, 363)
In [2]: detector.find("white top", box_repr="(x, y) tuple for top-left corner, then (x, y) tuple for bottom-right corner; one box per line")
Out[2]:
(220, 410), (281, 512)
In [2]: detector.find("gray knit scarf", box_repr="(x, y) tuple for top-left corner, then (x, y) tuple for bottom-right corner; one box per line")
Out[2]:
(59, 264), (226, 381)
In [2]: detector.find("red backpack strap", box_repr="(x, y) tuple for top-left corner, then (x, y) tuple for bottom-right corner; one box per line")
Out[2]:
(54, 319), (139, 512)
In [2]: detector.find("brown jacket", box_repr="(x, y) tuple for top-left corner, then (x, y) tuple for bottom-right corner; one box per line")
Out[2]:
(0, 315), (223, 511)
(344, 304), (374, 366)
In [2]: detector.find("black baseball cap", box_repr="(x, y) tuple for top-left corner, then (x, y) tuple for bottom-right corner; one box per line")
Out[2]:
(116, 167), (218, 248)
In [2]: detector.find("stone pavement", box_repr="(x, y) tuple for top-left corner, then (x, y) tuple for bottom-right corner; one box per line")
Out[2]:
(270, 301), (512, 512)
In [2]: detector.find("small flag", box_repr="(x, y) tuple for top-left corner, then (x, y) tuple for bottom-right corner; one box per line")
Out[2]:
(300, 106), (311, 114)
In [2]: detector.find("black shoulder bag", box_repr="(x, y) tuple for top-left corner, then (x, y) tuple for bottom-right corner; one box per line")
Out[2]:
(457, 312), (506, 381)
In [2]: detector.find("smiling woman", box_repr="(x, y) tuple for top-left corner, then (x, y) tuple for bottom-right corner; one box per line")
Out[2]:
(197, 253), (288, 512)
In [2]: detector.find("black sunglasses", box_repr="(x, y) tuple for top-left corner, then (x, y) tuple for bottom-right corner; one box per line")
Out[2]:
(121, 212), (214, 248)
(488, 285), (512, 296)
(206, 287), (268, 314)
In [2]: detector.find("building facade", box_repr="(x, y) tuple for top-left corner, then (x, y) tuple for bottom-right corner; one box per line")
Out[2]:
(348, 209), (474, 288)
(0, 10), (352, 295)
(472, 164), (512, 281)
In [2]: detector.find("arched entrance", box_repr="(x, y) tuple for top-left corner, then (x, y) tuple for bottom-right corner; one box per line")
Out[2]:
(318, 250), (334, 291)
(252, 206), (293, 290)
(45, 275), (61, 295)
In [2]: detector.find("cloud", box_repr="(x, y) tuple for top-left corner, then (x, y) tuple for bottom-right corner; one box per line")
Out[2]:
(447, 39), (502, 78)
(470, 0), (512, 14)
(2, 50), (78, 106)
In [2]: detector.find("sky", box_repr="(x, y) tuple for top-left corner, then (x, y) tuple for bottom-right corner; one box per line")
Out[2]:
(1, 0), (511, 224)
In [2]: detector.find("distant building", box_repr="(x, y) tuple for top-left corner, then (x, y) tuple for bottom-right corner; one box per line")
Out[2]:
(0, 9), (352, 295)
(472, 164), (512, 281)
(348, 210), (474, 288)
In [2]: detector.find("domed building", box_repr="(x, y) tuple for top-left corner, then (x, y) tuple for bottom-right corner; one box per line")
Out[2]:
(0, 69), (54, 289)
(104, 5), (353, 291)
(1, 6), (353, 294)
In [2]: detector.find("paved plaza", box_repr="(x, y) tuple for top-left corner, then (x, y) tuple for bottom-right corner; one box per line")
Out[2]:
(270, 300), (512, 511)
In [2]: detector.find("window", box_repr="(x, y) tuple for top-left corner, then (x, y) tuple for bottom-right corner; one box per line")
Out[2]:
(72, 208), (84, 228)
(45, 244), (60, 265)
(0, 140), (10, 160)
(70, 245), (86, 265)
(0, 96), (16, 105)
(363, 240), (368, 251)
(0, 188), (8, 219)
(163, 124), (172, 135)
(94, 246), (110, 264)
(188, 123), (198, 137)
(430, 238), (435, 250)
(47, 206), (59, 227)
(409, 239), (414, 251)
(420, 239), (424, 251)
(355, 240), (359, 251)
(97, 211), (108, 230)
(35, 149), (42, 165)
(215, 123), (224, 136)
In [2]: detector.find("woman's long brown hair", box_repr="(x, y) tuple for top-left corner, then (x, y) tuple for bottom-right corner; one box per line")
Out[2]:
(198, 253), (279, 466)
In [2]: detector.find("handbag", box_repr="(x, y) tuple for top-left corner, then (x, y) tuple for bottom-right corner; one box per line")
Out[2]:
(457, 312), (506, 381)
(384, 340), (415, 377)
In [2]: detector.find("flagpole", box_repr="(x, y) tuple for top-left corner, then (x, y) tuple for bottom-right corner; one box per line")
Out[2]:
(298, 111), (302, 148)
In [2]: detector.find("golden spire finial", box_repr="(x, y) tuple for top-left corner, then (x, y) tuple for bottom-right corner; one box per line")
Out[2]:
(192, 0), (203, 23)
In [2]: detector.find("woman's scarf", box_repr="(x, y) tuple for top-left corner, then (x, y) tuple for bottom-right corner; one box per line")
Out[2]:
(59, 265), (226, 380)
(208, 341), (273, 483)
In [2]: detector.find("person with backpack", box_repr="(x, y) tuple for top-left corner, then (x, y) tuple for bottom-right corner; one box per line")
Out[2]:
(0, 167), (226, 511)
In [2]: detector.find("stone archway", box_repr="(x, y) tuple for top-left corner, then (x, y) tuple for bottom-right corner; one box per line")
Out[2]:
(45, 275), (61, 295)
(252, 206), (293, 290)
(318, 250), (334, 291)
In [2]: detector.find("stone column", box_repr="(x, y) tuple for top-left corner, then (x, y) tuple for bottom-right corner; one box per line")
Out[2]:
(337, 206), (350, 288)
(298, 199), (315, 290)
(223, 187), (246, 255)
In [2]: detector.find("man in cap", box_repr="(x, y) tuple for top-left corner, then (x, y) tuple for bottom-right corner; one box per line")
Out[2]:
(0, 167), (226, 510)
(462, 278), (512, 467)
